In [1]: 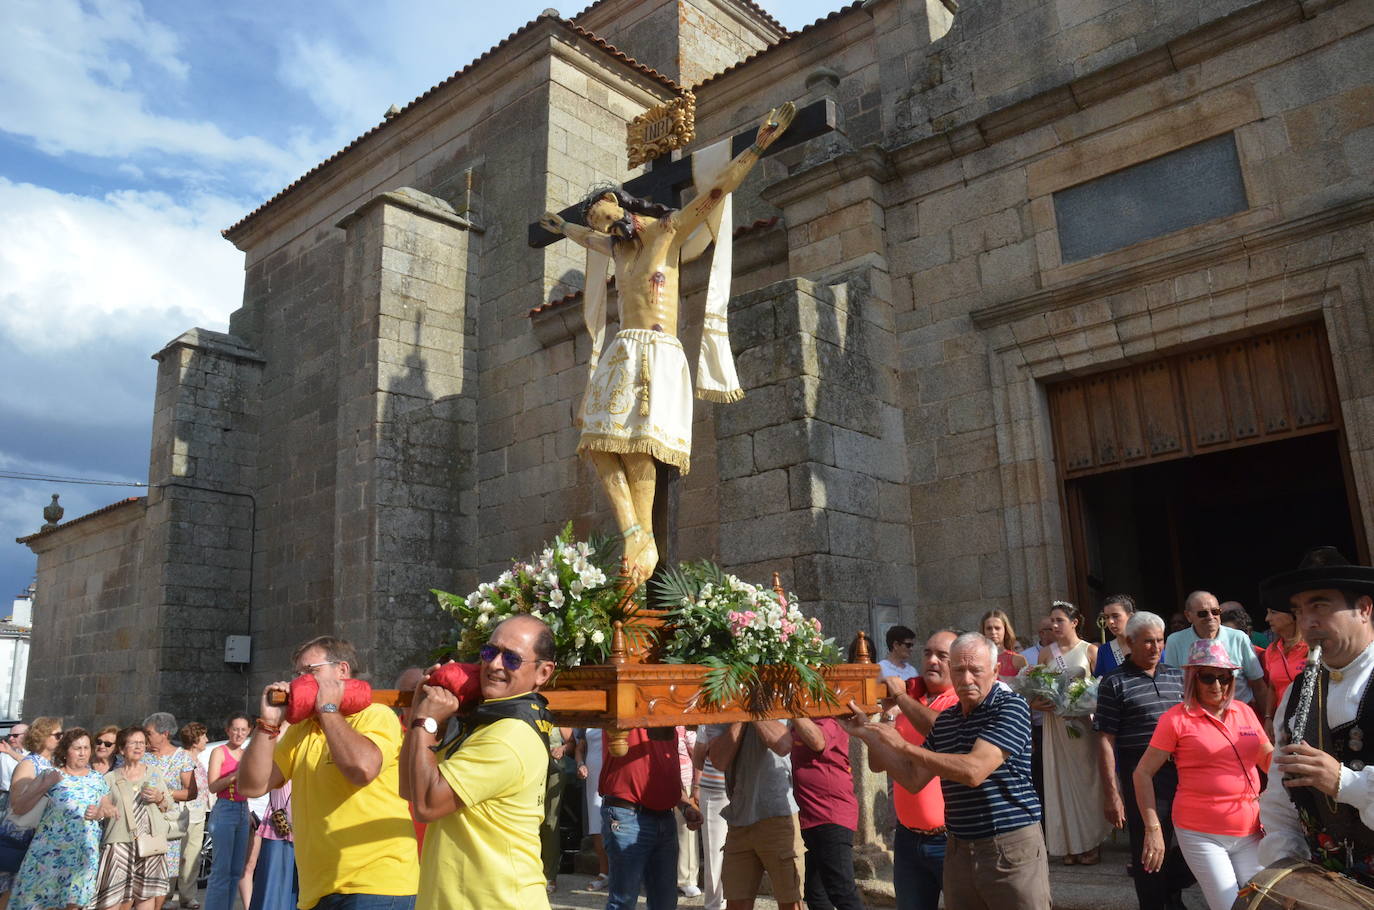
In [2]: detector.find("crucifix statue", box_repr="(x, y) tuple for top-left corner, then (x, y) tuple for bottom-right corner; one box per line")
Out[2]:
(538, 102), (798, 584)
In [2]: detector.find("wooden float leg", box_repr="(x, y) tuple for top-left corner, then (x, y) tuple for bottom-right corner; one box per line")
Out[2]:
(607, 729), (630, 757)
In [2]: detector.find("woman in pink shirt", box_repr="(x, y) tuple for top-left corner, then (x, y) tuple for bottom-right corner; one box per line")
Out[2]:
(1133, 639), (1273, 910)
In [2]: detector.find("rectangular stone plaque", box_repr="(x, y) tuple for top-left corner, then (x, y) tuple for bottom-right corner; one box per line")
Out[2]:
(1054, 132), (1248, 263)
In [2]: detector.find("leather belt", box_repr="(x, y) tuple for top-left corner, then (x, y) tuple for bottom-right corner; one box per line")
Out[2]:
(903, 824), (947, 837)
(603, 796), (672, 814)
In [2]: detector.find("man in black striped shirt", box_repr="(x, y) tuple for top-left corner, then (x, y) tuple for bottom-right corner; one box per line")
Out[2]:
(1093, 611), (1189, 910)
(844, 632), (1049, 909)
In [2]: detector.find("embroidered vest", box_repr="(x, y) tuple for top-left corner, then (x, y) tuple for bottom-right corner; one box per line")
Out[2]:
(1287, 669), (1374, 886)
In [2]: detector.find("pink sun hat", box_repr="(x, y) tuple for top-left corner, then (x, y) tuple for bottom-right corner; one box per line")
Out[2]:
(1184, 638), (1239, 670)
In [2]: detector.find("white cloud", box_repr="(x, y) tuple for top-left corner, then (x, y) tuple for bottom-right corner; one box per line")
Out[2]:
(0, 178), (242, 356)
(0, 0), (305, 188)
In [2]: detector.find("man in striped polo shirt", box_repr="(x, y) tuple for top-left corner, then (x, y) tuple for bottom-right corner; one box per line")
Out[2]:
(844, 631), (1049, 909)
(1094, 611), (1190, 910)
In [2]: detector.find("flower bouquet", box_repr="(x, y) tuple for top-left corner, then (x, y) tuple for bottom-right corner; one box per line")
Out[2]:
(431, 522), (644, 668)
(1006, 663), (1099, 737)
(652, 561), (839, 711)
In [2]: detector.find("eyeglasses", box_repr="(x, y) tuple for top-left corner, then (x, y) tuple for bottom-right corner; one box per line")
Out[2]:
(295, 659), (339, 676)
(96, 740), (116, 748)
(1193, 609), (1221, 618)
(479, 644), (542, 672)
(1195, 671), (1234, 686)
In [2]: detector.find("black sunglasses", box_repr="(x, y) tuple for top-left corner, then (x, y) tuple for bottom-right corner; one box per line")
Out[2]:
(479, 643), (543, 672)
(96, 739), (116, 748)
(1195, 671), (1234, 686)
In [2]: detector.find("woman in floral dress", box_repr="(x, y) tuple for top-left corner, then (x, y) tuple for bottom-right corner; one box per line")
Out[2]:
(0, 718), (61, 909)
(10, 729), (116, 910)
(139, 715), (196, 910)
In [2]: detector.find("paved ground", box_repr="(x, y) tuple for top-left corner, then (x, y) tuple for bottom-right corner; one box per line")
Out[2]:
(549, 836), (1208, 909)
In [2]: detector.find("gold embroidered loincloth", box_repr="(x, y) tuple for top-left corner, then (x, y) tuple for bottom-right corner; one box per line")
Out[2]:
(578, 328), (693, 474)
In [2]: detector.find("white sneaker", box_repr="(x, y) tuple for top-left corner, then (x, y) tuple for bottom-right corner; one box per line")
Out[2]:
(679, 885), (702, 897)
(587, 874), (609, 892)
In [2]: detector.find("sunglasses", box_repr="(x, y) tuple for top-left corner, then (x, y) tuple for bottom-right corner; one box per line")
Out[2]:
(96, 740), (116, 748)
(1193, 609), (1221, 618)
(479, 644), (542, 672)
(1195, 671), (1234, 686)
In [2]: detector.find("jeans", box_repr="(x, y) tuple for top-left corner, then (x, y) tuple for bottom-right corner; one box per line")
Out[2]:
(800, 824), (864, 910)
(892, 826), (945, 910)
(205, 799), (251, 910)
(602, 803), (679, 910)
(1174, 827), (1262, 910)
(313, 895), (416, 910)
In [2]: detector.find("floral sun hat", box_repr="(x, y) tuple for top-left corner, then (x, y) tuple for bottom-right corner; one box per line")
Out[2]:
(1184, 638), (1239, 670)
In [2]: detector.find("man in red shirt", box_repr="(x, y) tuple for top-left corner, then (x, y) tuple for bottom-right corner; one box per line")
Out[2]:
(787, 717), (862, 910)
(599, 726), (703, 909)
(879, 629), (958, 910)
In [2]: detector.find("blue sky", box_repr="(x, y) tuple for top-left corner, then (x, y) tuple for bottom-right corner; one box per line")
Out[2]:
(0, 0), (845, 606)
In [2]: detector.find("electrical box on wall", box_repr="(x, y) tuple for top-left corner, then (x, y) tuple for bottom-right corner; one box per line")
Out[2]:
(224, 635), (252, 664)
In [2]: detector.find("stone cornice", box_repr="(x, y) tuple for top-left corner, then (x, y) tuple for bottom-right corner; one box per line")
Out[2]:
(970, 196), (1374, 330)
(152, 329), (266, 365)
(761, 144), (894, 209)
(335, 188), (482, 233)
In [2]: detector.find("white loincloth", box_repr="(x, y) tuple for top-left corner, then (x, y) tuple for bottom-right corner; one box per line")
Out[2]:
(577, 328), (693, 474)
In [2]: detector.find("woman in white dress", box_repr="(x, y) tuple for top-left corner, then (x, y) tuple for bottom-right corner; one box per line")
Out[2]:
(1035, 600), (1109, 864)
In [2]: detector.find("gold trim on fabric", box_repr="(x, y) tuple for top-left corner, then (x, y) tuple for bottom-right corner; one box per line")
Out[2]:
(696, 388), (745, 403)
(578, 435), (691, 474)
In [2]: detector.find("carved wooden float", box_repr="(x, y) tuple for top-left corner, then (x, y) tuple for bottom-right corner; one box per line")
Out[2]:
(371, 573), (883, 754)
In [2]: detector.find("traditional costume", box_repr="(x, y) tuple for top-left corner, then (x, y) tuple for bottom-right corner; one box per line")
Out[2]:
(1257, 548), (1374, 888)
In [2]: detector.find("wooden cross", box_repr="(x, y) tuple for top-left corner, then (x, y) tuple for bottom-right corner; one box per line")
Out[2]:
(526, 98), (837, 247)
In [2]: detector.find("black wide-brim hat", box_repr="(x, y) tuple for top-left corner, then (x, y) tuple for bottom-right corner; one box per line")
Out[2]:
(1259, 546), (1374, 613)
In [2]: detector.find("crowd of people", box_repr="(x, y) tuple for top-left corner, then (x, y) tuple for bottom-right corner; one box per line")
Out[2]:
(0, 545), (1368, 910)
(0, 712), (295, 910)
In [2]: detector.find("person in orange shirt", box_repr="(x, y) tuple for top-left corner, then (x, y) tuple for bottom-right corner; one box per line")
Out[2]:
(875, 629), (958, 910)
(1133, 639), (1273, 910)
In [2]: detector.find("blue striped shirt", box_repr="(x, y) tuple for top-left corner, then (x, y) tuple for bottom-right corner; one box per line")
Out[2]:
(925, 684), (1041, 840)
(1093, 662), (1184, 753)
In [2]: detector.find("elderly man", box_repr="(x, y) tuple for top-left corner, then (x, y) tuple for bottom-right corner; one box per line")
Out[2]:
(1258, 547), (1374, 888)
(1094, 612), (1190, 910)
(844, 632), (1049, 910)
(1163, 590), (1269, 716)
(239, 636), (419, 909)
(402, 614), (557, 910)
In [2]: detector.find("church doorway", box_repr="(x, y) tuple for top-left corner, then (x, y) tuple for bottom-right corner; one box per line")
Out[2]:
(1048, 322), (1366, 624)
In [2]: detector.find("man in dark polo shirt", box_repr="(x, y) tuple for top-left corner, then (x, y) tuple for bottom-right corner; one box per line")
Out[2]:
(1094, 611), (1190, 910)
(599, 727), (703, 910)
(844, 631), (1048, 909)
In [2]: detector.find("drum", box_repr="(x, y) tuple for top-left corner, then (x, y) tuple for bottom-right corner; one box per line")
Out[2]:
(1234, 858), (1374, 909)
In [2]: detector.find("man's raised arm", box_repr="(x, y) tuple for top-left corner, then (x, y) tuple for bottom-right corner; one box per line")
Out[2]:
(238, 683), (288, 797)
(671, 102), (797, 240)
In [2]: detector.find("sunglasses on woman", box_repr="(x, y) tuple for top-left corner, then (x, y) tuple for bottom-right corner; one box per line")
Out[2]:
(1196, 671), (1234, 686)
(96, 740), (116, 748)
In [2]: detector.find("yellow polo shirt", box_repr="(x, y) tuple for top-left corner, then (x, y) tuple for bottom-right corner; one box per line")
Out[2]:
(274, 704), (419, 909)
(417, 716), (549, 910)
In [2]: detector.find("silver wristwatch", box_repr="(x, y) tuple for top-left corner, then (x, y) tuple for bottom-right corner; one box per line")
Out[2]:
(319, 703), (339, 714)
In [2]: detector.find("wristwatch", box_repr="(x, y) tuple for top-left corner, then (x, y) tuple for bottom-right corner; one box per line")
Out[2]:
(411, 716), (438, 735)
(319, 703), (339, 714)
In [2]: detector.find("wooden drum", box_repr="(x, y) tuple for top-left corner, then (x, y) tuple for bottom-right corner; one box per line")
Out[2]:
(1234, 859), (1374, 910)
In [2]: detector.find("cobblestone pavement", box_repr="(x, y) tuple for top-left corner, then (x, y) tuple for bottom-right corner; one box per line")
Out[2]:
(549, 837), (1209, 909)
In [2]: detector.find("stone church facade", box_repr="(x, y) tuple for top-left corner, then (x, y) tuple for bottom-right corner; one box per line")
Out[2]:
(20, 0), (1374, 729)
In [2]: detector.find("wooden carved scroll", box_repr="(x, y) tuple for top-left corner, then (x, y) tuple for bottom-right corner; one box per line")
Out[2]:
(627, 92), (696, 169)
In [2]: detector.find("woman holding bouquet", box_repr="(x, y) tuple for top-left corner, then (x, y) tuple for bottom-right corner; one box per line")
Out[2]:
(1036, 601), (1107, 865)
(1133, 640), (1272, 910)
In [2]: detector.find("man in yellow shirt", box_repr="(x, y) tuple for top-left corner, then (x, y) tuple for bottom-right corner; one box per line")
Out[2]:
(239, 636), (419, 910)
(402, 614), (557, 910)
